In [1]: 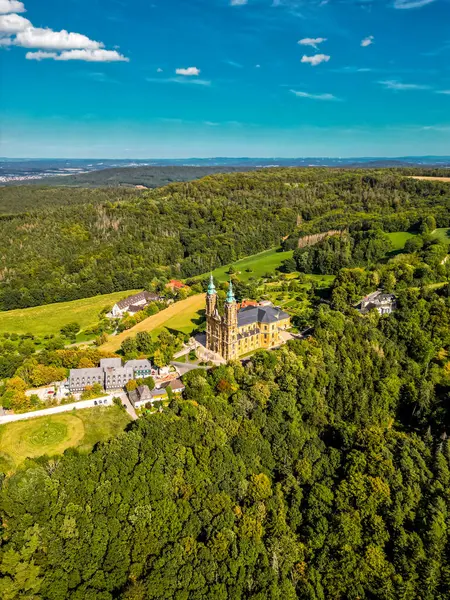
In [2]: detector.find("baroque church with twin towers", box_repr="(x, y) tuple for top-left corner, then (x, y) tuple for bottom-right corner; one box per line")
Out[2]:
(205, 276), (291, 361)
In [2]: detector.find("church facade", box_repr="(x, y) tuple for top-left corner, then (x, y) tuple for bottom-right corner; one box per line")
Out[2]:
(205, 276), (291, 361)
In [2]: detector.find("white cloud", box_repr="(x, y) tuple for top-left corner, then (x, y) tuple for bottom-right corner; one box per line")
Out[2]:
(175, 66), (200, 76)
(437, 90), (450, 95)
(291, 89), (338, 101)
(230, 0), (248, 5)
(2, 2), (129, 62)
(26, 49), (128, 62)
(0, 13), (31, 33)
(298, 37), (327, 49)
(361, 35), (374, 47)
(15, 27), (103, 49)
(379, 79), (429, 90)
(147, 76), (211, 86)
(55, 49), (128, 62)
(25, 50), (57, 60)
(301, 53), (330, 66)
(394, 0), (436, 8)
(157, 67), (163, 72)
(0, 0), (26, 14)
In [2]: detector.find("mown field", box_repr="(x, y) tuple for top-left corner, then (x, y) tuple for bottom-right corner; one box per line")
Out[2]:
(0, 405), (131, 472)
(0, 290), (141, 337)
(100, 294), (205, 352)
(205, 248), (294, 283)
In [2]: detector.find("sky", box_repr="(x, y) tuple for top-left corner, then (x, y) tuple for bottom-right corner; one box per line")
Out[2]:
(0, 0), (449, 158)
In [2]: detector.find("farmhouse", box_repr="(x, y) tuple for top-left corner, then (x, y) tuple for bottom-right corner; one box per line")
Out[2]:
(360, 290), (397, 315)
(109, 291), (163, 318)
(206, 276), (290, 361)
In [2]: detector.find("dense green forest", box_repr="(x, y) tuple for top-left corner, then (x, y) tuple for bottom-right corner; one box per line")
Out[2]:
(1, 168), (450, 310)
(2, 288), (450, 599)
(2, 168), (450, 599)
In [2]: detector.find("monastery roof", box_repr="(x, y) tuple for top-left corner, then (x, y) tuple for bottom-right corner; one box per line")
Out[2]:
(115, 291), (160, 310)
(237, 305), (290, 327)
(124, 359), (153, 370)
(100, 358), (123, 368)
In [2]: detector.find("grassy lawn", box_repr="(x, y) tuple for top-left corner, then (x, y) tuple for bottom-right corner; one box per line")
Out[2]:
(100, 294), (205, 352)
(386, 231), (417, 252)
(0, 405), (131, 472)
(432, 228), (450, 243)
(205, 248), (294, 283)
(0, 290), (141, 337)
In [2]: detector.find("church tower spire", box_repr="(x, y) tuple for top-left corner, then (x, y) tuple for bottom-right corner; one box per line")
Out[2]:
(222, 280), (238, 361)
(206, 275), (221, 355)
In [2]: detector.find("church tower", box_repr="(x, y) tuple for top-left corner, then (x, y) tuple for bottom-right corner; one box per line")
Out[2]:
(222, 281), (238, 361)
(206, 275), (221, 355)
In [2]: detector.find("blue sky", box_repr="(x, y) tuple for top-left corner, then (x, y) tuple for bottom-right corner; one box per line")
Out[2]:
(1, 0), (449, 158)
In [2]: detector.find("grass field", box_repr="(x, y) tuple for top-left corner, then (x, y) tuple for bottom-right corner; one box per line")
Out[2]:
(205, 248), (294, 283)
(432, 228), (450, 243)
(100, 293), (205, 352)
(0, 405), (131, 472)
(0, 290), (141, 337)
(386, 231), (417, 252)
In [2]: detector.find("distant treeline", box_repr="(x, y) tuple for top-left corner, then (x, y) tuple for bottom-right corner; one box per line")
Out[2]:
(4, 165), (256, 191)
(1, 168), (449, 311)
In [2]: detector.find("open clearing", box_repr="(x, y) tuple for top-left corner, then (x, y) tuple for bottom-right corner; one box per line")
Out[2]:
(205, 248), (294, 283)
(432, 228), (450, 243)
(408, 176), (450, 183)
(386, 231), (417, 251)
(0, 405), (131, 472)
(0, 289), (141, 337)
(100, 293), (205, 352)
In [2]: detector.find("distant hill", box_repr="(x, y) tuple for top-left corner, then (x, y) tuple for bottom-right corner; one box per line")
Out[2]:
(3, 165), (257, 188)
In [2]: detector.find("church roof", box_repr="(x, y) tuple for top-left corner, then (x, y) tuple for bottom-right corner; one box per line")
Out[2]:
(237, 305), (290, 327)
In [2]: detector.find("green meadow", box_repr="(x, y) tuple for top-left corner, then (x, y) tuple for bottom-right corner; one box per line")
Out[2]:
(0, 290), (141, 337)
(0, 405), (131, 472)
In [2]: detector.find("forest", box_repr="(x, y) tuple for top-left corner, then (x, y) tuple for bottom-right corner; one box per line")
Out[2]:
(1, 168), (450, 599)
(2, 287), (450, 599)
(1, 168), (450, 310)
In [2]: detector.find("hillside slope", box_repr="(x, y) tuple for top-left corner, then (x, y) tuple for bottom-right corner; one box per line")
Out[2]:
(1, 168), (449, 311)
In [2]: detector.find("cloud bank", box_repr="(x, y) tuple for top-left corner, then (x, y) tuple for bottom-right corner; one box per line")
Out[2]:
(1, 1), (128, 61)
(0, 0), (25, 14)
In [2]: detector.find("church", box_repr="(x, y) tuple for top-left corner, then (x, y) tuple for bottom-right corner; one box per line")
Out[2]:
(205, 276), (291, 361)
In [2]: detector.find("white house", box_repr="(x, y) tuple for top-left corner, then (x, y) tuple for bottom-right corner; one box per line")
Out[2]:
(109, 291), (163, 318)
(360, 290), (397, 316)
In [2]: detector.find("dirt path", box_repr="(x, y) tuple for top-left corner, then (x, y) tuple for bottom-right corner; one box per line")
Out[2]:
(100, 294), (204, 352)
(408, 176), (450, 182)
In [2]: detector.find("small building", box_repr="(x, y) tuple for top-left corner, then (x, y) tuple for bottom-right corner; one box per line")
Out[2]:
(166, 279), (188, 293)
(360, 290), (397, 316)
(110, 291), (162, 318)
(124, 359), (153, 379)
(164, 378), (185, 395)
(128, 385), (154, 409)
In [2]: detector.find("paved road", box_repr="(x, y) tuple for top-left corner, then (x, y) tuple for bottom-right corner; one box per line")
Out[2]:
(171, 361), (210, 376)
(120, 392), (138, 420)
(0, 396), (114, 424)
